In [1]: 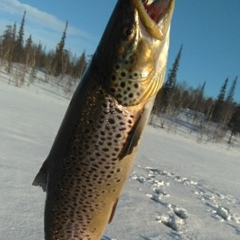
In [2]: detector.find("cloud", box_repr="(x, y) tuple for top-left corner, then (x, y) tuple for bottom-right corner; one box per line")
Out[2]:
(0, 0), (96, 54)
(0, 0), (92, 38)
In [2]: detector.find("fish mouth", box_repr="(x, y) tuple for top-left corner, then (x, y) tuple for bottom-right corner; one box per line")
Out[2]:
(134, 0), (175, 40)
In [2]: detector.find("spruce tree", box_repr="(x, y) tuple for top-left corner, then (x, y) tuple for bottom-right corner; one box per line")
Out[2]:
(73, 51), (87, 79)
(218, 77), (228, 102)
(1, 25), (14, 50)
(24, 35), (33, 67)
(212, 78), (228, 122)
(161, 44), (183, 112)
(226, 76), (238, 103)
(165, 45), (183, 90)
(12, 22), (17, 42)
(200, 81), (206, 97)
(228, 103), (240, 143)
(1, 25), (15, 63)
(14, 10), (26, 62)
(52, 21), (68, 76)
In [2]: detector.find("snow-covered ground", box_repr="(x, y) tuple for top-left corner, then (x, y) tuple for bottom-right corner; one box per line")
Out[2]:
(0, 71), (240, 240)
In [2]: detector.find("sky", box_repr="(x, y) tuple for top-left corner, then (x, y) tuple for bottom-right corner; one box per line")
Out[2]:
(0, 0), (239, 102)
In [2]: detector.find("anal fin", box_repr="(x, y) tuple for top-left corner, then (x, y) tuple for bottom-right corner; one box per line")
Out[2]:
(108, 198), (119, 224)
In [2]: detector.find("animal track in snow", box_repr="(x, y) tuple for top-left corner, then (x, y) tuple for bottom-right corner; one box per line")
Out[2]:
(131, 165), (240, 236)
(156, 213), (186, 232)
(156, 204), (188, 232)
(131, 166), (189, 234)
(173, 207), (188, 220)
(194, 183), (240, 227)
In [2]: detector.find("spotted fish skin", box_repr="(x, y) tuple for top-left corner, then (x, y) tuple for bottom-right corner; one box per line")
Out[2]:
(44, 81), (143, 239)
(33, 0), (175, 239)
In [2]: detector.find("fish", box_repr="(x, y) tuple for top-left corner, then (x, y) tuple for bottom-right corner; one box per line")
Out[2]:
(32, 0), (175, 239)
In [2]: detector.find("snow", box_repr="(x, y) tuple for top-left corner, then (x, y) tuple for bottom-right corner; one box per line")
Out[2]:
(0, 72), (240, 240)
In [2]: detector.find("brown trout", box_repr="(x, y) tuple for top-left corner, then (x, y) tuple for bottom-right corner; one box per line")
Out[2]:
(33, 0), (175, 239)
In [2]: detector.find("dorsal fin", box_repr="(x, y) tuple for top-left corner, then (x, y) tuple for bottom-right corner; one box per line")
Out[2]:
(32, 159), (49, 192)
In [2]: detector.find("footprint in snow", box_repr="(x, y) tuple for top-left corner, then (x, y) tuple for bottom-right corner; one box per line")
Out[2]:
(156, 214), (185, 231)
(195, 184), (240, 226)
(205, 202), (234, 221)
(133, 166), (189, 230)
(146, 166), (240, 224)
(154, 188), (169, 196)
(216, 206), (231, 221)
(173, 207), (188, 220)
(140, 165), (240, 237)
(146, 193), (170, 207)
(155, 204), (188, 232)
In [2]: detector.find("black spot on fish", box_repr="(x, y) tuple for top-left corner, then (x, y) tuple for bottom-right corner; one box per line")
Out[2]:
(120, 82), (126, 88)
(95, 152), (101, 157)
(102, 147), (109, 152)
(121, 71), (126, 77)
(134, 83), (139, 88)
(108, 118), (115, 124)
(115, 133), (121, 138)
(116, 94), (122, 99)
(128, 119), (132, 124)
(129, 93), (133, 98)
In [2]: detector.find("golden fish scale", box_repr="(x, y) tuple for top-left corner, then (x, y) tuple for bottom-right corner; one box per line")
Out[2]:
(46, 82), (143, 239)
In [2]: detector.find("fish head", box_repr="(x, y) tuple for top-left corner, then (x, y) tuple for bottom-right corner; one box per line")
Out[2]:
(95, 0), (175, 106)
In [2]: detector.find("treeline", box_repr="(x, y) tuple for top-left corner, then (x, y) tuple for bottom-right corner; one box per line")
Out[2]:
(0, 11), (89, 85)
(0, 12), (239, 143)
(151, 46), (240, 143)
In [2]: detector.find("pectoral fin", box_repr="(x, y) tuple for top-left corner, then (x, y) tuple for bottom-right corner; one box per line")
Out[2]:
(120, 100), (154, 158)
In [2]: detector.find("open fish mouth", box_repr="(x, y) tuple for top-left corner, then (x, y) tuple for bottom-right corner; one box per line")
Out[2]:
(134, 0), (174, 40)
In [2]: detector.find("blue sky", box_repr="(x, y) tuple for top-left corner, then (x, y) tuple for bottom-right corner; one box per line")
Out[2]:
(0, 0), (239, 102)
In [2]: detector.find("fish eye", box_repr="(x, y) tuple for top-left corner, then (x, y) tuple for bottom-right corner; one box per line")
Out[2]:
(122, 24), (135, 40)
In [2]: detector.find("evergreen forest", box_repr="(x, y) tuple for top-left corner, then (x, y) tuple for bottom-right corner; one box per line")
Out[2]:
(1, 12), (239, 144)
